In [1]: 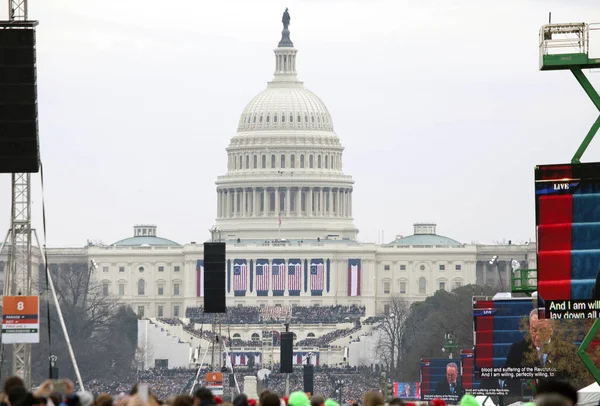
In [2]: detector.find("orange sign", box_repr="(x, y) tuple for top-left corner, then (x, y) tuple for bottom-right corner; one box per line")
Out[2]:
(206, 372), (223, 386)
(2, 296), (39, 344)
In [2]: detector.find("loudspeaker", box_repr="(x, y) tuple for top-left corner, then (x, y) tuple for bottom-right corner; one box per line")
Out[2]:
(0, 26), (39, 173)
(303, 364), (314, 395)
(203, 242), (226, 313)
(280, 332), (293, 373)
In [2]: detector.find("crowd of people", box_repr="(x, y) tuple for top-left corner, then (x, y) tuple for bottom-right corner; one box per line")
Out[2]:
(184, 306), (365, 325)
(295, 327), (361, 347)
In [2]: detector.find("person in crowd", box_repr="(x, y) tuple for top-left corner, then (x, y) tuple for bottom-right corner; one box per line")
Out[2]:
(389, 398), (405, 406)
(193, 389), (215, 406)
(399, 384), (412, 398)
(534, 394), (571, 406)
(232, 394), (248, 406)
(95, 394), (113, 406)
(173, 396), (193, 406)
(435, 363), (462, 396)
(258, 393), (280, 406)
(362, 392), (384, 406)
(535, 380), (577, 406)
(310, 395), (324, 406)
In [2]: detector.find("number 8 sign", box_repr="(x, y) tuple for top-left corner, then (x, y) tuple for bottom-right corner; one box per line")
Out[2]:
(2, 296), (39, 344)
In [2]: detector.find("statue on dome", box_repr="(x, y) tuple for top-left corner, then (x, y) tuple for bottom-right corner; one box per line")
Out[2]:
(282, 8), (290, 30)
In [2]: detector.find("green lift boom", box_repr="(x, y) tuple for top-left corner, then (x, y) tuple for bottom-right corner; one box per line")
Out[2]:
(539, 21), (600, 383)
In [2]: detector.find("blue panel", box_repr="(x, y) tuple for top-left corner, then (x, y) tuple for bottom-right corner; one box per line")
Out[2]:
(573, 194), (600, 222)
(571, 249), (600, 280)
(572, 223), (600, 250)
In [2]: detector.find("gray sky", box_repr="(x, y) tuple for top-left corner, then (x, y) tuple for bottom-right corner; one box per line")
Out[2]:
(1, 0), (599, 247)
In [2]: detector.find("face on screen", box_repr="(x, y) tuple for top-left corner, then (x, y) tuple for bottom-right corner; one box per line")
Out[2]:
(446, 366), (458, 384)
(530, 314), (553, 348)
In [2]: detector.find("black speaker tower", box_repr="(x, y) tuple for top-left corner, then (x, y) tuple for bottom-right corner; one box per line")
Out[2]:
(203, 242), (226, 313)
(303, 364), (314, 395)
(280, 331), (294, 373)
(0, 21), (40, 173)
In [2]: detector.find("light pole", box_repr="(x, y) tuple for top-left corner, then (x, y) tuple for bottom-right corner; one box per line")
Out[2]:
(335, 379), (344, 405)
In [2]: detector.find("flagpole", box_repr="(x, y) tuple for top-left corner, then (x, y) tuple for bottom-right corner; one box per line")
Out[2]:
(278, 212), (281, 240)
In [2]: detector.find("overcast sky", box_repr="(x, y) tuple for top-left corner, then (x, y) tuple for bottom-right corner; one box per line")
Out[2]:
(0, 0), (599, 247)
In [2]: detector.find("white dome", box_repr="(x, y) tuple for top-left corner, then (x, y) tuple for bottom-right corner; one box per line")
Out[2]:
(237, 86), (334, 132)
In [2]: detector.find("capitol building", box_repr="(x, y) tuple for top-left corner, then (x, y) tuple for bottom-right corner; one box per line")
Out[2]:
(0, 13), (535, 368)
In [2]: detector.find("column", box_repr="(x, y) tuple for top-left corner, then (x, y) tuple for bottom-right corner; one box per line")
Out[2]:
(319, 188), (324, 216)
(226, 189), (231, 218)
(286, 187), (291, 216)
(262, 188), (268, 216)
(275, 188), (280, 215)
(234, 189), (239, 217)
(216, 190), (221, 218)
(328, 188), (333, 216)
(349, 190), (352, 217)
(296, 187), (301, 216)
(308, 188), (313, 216)
(242, 188), (247, 217)
(253, 188), (258, 217)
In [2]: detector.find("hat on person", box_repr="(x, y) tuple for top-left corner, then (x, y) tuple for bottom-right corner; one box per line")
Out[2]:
(324, 399), (339, 406)
(288, 392), (310, 406)
(459, 395), (479, 406)
(77, 392), (95, 406)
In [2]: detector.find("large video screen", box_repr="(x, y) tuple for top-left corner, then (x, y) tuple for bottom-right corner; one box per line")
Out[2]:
(393, 382), (420, 400)
(536, 162), (600, 319)
(473, 297), (557, 397)
(420, 358), (462, 402)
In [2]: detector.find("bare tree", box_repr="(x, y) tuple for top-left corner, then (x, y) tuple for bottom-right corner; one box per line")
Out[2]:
(375, 295), (411, 380)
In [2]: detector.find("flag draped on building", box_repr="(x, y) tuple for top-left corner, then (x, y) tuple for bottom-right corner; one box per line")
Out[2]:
(272, 259), (285, 296)
(233, 259), (248, 296)
(293, 352), (320, 365)
(196, 259), (204, 297)
(348, 259), (361, 296)
(288, 259), (302, 296)
(256, 259), (270, 296)
(310, 259), (324, 295)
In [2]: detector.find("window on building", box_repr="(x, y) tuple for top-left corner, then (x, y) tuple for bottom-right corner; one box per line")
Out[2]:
(158, 284), (164, 296)
(317, 155), (322, 168)
(174, 283), (180, 296)
(119, 284), (125, 296)
(102, 282), (109, 296)
(139, 266), (144, 272)
(262, 155), (266, 168)
(254, 155), (257, 168)
(455, 264), (462, 270)
(138, 279), (145, 295)
(300, 155), (305, 168)
(309, 155), (314, 168)
(245, 155), (249, 169)
(439, 281), (446, 291)
(158, 266), (164, 272)
(174, 266), (180, 272)
(119, 266), (125, 273)
(384, 304), (390, 315)
(384, 265), (390, 271)
(325, 155), (329, 168)
(383, 282), (390, 294)
(400, 265), (406, 271)
(419, 278), (426, 294)
(454, 281), (463, 289)
(138, 306), (145, 318)
(174, 305), (180, 317)
(400, 282), (406, 294)
(271, 155), (276, 168)
(251, 333), (260, 341)
(0, 281), (4, 295)
(439, 264), (445, 271)
(157, 305), (164, 317)
(281, 155), (286, 168)
(291, 155), (295, 168)
(103, 266), (109, 273)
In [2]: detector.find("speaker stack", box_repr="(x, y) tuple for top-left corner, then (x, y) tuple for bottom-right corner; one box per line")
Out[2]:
(203, 242), (226, 313)
(0, 23), (40, 173)
(280, 332), (294, 373)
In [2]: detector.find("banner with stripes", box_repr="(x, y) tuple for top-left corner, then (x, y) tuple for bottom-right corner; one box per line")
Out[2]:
(287, 259), (301, 296)
(293, 352), (320, 366)
(272, 259), (285, 296)
(326, 259), (331, 293)
(256, 259), (270, 296)
(310, 259), (325, 295)
(250, 260), (254, 293)
(348, 259), (361, 296)
(196, 260), (204, 297)
(304, 259), (308, 292)
(223, 352), (262, 367)
(233, 259), (248, 296)
(227, 259), (231, 293)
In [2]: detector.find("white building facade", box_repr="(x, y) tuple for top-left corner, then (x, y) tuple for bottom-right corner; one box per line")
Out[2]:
(0, 17), (537, 323)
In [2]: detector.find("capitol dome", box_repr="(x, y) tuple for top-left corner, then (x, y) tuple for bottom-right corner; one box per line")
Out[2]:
(237, 87), (334, 132)
(214, 10), (358, 241)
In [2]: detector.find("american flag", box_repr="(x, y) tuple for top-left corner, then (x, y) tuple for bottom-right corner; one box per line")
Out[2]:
(233, 260), (248, 292)
(272, 259), (286, 292)
(288, 260), (302, 291)
(310, 259), (324, 291)
(256, 259), (270, 292)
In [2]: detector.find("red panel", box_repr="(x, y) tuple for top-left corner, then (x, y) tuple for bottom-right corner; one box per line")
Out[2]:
(474, 301), (495, 369)
(538, 223), (572, 251)
(537, 251), (572, 300)
(538, 195), (573, 225)
(536, 165), (573, 181)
